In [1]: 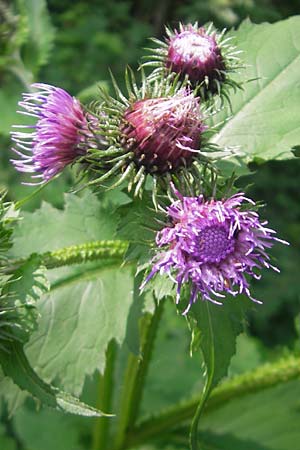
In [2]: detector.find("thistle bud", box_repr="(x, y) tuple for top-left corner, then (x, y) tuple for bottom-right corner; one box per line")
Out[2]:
(145, 23), (242, 100)
(85, 73), (217, 199)
(166, 25), (225, 91)
(121, 90), (205, 175)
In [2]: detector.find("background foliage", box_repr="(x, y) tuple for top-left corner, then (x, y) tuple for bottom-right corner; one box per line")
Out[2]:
(0, 1), (299, 449)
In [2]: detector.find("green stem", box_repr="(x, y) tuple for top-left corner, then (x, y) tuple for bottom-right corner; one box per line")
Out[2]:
(190, 380), (212, 450)
(6, 240), (129, 273)
(15, 178), (56, 210)
(92, 341), (118, 450)
(50, 259), (124, 292)
(125, 354), (300, 448)
(114, 297), (165, 450)
(190, 302), (214, 450)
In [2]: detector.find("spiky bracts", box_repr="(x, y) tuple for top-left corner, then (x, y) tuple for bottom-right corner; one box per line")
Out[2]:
(141, 188), (288, 314)
(144, 23), (243, 101)
(85, 74), (218, 198)
(11, 84), (99, 183)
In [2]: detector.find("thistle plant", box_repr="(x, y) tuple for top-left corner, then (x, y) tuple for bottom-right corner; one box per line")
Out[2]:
(1, 12), (298, 450)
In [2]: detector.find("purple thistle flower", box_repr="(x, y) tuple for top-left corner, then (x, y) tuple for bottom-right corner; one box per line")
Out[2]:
(11, 83), (97, 182)
(142, 188), (288, 314)
(166, 24), (225, 88)
(121, 90), (206, 174)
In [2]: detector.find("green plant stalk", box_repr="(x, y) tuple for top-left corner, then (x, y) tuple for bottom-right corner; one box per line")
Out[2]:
(6, 240), (129, 273)
(92, 340), (118, 450)
(125, 354), (300, 448)
(114, 297), (165, 450)
(15, 178), (56, 210)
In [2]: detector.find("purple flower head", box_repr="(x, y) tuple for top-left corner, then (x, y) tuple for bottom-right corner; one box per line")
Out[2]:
(142, 188), (288, 314)
(166, 24), (225, 88)
(121, 89), (206, 174)
(11, 83), (97, 182)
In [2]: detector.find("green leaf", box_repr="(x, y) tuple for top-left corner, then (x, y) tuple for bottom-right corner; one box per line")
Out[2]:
(189, 298), (253, 389)
(18, 0), (55, 73)
(0, 341), (109, 417)
(187, 298), (253, 449)
(25, 265), (134, 396)
(212, 17), (300, 174)
(11, 190), (119, 258)
(117, 194), (158, 263)
(201, 378), (300, 450)
(1, 255), (49, 347)
(0, 369), (27, 416)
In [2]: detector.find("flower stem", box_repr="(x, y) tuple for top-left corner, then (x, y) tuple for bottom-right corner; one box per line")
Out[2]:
(125, 354), (300, 448)
(92, 340), (118, 450)
(190, 301), (214, 450)
(15, 178), (57, 210)
(114, 295), (165, 450)
(190, 380), (212, 450)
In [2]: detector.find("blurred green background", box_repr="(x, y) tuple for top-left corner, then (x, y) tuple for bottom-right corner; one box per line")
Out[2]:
(0, 1), (299, 449)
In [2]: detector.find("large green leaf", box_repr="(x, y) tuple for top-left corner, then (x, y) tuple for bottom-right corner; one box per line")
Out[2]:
(11, 190), (119, 258)
(25, 265), (134, 396)
(212, 16), (300, 174)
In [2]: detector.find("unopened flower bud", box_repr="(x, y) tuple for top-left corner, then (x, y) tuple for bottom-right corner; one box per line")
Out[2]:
(121, 90), (205, 175)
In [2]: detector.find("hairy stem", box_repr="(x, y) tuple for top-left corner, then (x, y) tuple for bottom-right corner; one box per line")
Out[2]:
(92, 341), (118, 450)
(6, 240), (129, 273)
(125, 354), (300, 448)
(114, 296), (165, 450)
